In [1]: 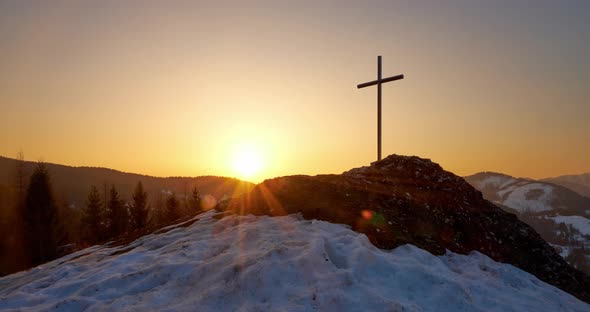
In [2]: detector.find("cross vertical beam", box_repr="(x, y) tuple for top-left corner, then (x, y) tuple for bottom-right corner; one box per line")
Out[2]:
(377, 56), (382, 161)
(357, 56), (404, 162)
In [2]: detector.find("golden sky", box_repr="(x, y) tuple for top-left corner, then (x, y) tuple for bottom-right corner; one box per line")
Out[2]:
(1, 1), (589, 182)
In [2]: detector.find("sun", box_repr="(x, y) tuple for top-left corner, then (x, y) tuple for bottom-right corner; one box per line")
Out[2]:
(232, 144), (265, 181)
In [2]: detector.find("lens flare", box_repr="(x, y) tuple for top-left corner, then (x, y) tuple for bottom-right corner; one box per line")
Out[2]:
(201, 194), (217, 210)
(361, 210), (374, 220)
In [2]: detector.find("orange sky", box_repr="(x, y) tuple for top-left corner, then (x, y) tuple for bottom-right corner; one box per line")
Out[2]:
(1, 1), (589, 182)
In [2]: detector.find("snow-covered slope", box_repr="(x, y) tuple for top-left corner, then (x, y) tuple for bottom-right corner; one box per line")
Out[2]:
(1, 211), (588, 311)
(502, 182), (555, 213)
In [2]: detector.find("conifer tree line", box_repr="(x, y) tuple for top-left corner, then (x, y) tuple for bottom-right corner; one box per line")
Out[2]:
(0, 154), (204, 276)
(79, 181), (203, 244)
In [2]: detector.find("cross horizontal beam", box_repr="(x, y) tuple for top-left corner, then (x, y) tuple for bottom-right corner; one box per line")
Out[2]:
(357, 74), (404, 89)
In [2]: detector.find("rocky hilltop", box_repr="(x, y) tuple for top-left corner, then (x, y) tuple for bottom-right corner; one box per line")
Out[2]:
(225, 154), (590, 303)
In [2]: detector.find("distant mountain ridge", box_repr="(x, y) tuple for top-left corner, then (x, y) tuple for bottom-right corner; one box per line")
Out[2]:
(0, 155), (254, 208)
(543, 173), (590, 198)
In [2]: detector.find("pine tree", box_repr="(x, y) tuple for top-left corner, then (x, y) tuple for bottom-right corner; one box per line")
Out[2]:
(165, 193), (180, 223)
(14, 150), (27, 209)
(9, 150), (28, 271)
(189, 186), (201, 213)
(150, 191), (166, 227)
(129, 181), (148, 230)
(106, 185), (128, 238)
(81, 185), (104, 243)
(23, 162), (59, 266)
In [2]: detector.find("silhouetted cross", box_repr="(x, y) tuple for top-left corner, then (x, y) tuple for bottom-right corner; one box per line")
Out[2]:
(357, 56), (404, 161)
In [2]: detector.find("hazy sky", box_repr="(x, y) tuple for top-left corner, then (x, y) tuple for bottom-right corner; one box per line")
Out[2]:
(1, 1), (589, 182)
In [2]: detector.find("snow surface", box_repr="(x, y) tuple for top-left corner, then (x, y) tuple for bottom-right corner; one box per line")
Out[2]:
(503, 183), (555, 213)
(549, 215), (590, 236)
(1, 211), (588, 312)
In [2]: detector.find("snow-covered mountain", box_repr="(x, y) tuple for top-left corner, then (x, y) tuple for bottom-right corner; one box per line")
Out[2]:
(1, 210), (588, 311)
(465, 172), (590, 274)
(465, 172), (590, 215)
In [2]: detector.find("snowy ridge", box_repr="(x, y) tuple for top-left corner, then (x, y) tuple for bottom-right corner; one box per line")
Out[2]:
(1, 211), (588, 311)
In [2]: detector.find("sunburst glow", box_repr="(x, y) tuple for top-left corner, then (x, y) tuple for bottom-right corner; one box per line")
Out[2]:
(232, 143), (265, 181)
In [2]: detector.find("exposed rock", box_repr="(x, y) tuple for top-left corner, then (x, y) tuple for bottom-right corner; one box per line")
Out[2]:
(224, 154), (590, 303)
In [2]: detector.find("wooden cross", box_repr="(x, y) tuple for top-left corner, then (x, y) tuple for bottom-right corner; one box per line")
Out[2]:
(357, 56), (404, 161)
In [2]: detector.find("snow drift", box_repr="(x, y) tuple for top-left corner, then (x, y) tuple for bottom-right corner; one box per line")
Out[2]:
(1, 210), (588, 312)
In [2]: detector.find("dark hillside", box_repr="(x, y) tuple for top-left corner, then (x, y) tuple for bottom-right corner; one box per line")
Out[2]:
(0, 156), (254, 208)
